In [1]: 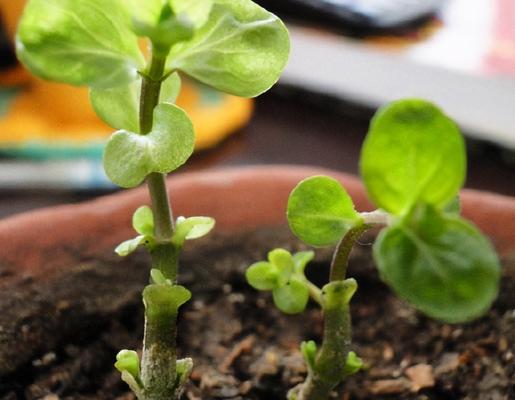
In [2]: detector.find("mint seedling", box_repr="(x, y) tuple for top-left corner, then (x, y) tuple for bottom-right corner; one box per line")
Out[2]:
(247, 99), (500, 399)
(16, 0), (290, 398)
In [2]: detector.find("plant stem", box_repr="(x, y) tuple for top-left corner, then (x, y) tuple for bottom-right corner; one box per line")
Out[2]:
(139, 46), (180, 400)
(329, 223), (368, 282)
(291, 223), (368, 400)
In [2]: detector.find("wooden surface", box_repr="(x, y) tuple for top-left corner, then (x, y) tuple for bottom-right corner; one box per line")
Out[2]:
(1, 90), (514, 219)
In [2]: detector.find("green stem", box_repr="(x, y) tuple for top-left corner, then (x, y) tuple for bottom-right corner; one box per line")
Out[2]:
(291, 224), (368, 400)
(139, 45), (180, 400)
(329, 223), (368, 282)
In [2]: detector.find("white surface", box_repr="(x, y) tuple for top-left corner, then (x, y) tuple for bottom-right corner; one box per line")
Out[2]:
(281, 25), (515, 149)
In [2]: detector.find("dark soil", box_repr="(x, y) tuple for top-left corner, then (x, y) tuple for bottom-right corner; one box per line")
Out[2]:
(0, 227), (514, 400)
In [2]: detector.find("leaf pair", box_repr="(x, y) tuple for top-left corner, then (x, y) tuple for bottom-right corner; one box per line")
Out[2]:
(115, 205), (215, 256)
(286, 99), (500, 323)
(246, 249), (314, 314)
(16, 0), (290, 97)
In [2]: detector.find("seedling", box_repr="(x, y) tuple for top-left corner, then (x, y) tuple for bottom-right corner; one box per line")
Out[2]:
(246, 99), (500, 400)
(16, 0), (289, 398)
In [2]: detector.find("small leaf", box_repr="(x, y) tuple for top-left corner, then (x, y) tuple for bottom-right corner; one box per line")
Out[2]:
(150, 268), (169, 285)
(133, 206), (154, 235)
(115, 235), (151, 256)
(374, 204), (500, 323)
(360, 99), (466, 215)
(132, 11), (194, 50)
(115, 350), (140, 380)
(143, 284), (192, 319)
(322, 279), (358, 310)
(287, 176), (362, 247)
(268, 249), (294, 285)
(300, 340), (317, 371)
(272, 277), (309, 314)
(103, 103), (195, 188)
(176, 357), (194, 387)
(16, 0), (144, 88)
(172, 216), (215, 246)
(246, 261), (280, 290)
(343, 352), (363, 377)
(170, 0), (213, 28)
(168, 0), (290, 97)
(292, 251), (315, 274)
(90, 73), (181, 131)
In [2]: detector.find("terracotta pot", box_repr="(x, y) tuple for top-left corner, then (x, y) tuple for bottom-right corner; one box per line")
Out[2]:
(1, 165), (514, 280)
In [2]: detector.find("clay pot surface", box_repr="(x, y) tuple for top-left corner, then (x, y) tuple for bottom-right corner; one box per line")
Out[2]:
(1, 165), (514, 284)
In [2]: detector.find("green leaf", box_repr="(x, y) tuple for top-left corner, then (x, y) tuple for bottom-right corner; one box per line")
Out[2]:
(172, 216), (215, 246)
(143, 284), (192, 319)
(115, 235), (153, 256)
(133, 206), (154, 235)
(170, 0), (213, 28)
(167, 0), (290, 98)
(103, 103), (195, 188)
(90, 73), (181, 131)
(360, 99), (466, 215)
(374, 204), (500, 323)
(300, 340), (317, 371)
(292, 251), (315, 274)
(268, 248), (294, 284)
(115, 350), (140, 380)
(246, 261), (280, 290)
(272, 277), (309, 314)
(287, 176), (362, 247)
(343, 351), (363, 377)
(150, 268), (169, 285)
(16, 0), (144, 88)
(322, 279), (358, 310)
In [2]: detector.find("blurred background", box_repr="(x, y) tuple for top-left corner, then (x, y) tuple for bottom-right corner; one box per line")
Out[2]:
(1, 0), (515, 218)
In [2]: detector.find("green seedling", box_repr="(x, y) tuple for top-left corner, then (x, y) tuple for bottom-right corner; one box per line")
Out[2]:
(16, 0), (290, 398)
(246, 99), (500, 400)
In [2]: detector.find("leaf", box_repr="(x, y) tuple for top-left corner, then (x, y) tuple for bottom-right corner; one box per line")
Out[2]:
(16, 0), (144, 88)
(272, 277), (309, 314)
(343, 352), (363, 377)
(167, 0), (290, 98)
(360, 99), (466, 215)
(90, 72), (181, 131)
(115, 235), (152, 256)
(268, 248), (294, 285)
(246, 261), (279, 290)
(170, 0), (213, 28)
(300, 340), (317, 370)
(172, 216), (215, 246)
(115, 350), (140, 380)
(287, 176), (362, 247)
(322, 279), (358, 310)
(150, 268), (169, 285)
(374, 204), (500, 323)
(132, 206), (154, 235)
(143, 284), (192, 319)
(103, 103), (194, 188)
(292, 251), (315, 274)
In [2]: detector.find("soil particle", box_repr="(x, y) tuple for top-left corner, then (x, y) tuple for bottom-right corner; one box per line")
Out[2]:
(0, 227), (514, 399)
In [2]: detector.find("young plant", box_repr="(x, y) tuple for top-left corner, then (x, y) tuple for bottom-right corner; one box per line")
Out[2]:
(16, 0), (289, 398)
(246, 99), (500, 400)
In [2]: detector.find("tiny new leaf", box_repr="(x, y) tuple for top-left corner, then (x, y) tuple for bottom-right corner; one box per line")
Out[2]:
(374, 204), (500, 323)
(103, 103), (194, 188)
(90, 73), (181, 132)
(360, 99), (466, 215)
(133, 206), (154, 236)
(167, 0), (290, 98)
(170, 0), (213, 28)
(17, 0), (144, 88)
(143, 284), (192, 319)
(115, 235), (151, 257)
(172, 216), (215, 246)
(272, 277), (309, 314)
(287, 176), (362, 247)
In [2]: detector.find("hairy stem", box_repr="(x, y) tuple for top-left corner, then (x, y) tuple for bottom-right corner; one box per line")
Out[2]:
(139, 46), (180, 400)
